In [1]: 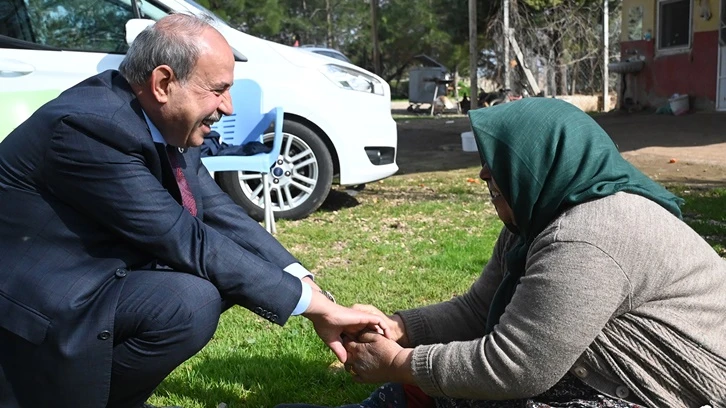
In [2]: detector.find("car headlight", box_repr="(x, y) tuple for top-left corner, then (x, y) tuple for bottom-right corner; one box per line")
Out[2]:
(320, 64), (384, 96)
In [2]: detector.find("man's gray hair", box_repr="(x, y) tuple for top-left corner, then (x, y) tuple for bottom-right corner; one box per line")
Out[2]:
(119, 13), (215, 86)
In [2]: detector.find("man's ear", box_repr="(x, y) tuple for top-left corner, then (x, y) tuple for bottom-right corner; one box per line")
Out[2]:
(149, 65), (174, 103)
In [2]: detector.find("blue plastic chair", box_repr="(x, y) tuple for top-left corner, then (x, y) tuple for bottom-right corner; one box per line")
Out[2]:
(202, 79), (284, 234)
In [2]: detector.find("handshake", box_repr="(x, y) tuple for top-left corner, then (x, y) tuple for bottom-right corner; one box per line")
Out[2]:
(309, 298), (415, 385)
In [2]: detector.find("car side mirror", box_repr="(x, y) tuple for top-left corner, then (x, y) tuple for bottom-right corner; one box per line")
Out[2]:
(125, 19), (156, 46)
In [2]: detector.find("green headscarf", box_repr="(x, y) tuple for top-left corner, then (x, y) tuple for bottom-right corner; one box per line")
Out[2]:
(468, 98), (684, 334)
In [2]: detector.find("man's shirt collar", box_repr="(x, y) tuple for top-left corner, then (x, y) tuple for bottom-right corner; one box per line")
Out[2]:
(142, 111), (166, 145)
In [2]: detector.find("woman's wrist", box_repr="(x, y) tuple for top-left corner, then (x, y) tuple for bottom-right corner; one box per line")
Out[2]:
(390, 314), (410, 346)
(392, 348), (415, 384)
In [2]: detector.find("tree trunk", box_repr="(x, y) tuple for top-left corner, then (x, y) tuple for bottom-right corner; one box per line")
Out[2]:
(370, 0), (381, 75)
(469, 0), (477, 100)
(551, 30), (565, 95)
(326, 0), (333, 48)
(547, 47), (556, 96)
(503, 0), (510, 89)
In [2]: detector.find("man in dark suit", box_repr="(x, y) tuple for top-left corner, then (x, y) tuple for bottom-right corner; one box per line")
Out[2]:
(0, 14), (386, 408)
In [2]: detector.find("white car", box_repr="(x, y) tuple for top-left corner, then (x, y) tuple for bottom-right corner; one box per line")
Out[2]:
(0, 0), (398, 220)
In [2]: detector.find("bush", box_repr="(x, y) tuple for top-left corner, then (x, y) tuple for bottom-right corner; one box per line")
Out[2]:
(457, 81), (472, 99)
(391, 79), (409, 100)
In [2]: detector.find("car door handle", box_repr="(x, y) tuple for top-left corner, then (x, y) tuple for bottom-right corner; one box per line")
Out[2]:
(0, 59), (35, 77)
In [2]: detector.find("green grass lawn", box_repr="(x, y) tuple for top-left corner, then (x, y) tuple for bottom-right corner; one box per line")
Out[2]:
(668, 185), (726, 256)
(148, 169), (726, 408)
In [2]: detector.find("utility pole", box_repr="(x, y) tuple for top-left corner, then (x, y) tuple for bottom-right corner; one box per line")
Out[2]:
(503, 0), (510, 90)
(602, 0), (609, 111)
(469, 0), (477, 100)
(370, 0), (381, 75)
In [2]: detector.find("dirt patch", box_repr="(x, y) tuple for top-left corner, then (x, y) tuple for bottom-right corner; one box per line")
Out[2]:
(392, 108), (726, 187)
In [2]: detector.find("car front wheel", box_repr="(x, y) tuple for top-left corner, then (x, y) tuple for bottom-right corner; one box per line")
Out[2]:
(217, 120), (334, 221)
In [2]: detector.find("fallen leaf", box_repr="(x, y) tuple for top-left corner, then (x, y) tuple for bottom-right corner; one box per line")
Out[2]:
(328, 360), (345, 372)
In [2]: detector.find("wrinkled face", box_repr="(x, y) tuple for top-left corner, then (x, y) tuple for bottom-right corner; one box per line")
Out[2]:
(163, 28), (235, 147)
(479, 164), (517, 230)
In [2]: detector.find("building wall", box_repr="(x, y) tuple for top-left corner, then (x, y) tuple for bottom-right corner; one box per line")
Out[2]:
(620, 0), (656, 43)
(619, 0), (720, 109)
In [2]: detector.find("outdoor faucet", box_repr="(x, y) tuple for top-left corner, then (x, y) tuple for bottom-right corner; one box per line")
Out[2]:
(624, 49), (644, 62)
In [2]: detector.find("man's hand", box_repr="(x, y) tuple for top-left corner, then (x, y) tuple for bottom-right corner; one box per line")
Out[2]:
(342, 330), (414, 384)
(302, 290), (389, 362)
(351, 304), (409, 347)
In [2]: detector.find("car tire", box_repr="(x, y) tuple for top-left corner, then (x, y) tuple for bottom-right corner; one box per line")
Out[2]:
(217, 119), (333, 221)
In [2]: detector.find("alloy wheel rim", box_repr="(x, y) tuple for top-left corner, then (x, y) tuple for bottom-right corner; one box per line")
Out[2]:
(236, 132), (319, 212)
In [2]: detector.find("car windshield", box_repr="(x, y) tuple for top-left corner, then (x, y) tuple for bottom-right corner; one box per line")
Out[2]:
(183, 0), (229, 26)
(315, 50), (351, 63)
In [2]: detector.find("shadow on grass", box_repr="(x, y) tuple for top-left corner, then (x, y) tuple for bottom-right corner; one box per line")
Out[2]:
(658, 178), (726, 188)
(154, 353), (372, 408)
(319, 189), (360, 213)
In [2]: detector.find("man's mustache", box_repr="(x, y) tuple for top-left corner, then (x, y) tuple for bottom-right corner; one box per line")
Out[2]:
(204, 113), (222, 123)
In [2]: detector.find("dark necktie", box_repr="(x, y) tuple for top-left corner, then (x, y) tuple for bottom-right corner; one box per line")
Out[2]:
(166, 145), (198, 217)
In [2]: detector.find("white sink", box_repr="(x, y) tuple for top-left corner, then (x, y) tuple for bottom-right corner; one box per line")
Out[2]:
(608, 60), (645, 74)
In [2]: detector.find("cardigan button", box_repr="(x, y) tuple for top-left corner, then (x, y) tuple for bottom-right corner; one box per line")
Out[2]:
(573, 366), (588, 378)
(115, 268), (128, 278)
(615, 385), (630, 398)
(97, 330), (112, 340)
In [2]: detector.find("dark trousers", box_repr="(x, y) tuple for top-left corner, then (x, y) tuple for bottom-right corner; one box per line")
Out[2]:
(107, 271), (224, 408)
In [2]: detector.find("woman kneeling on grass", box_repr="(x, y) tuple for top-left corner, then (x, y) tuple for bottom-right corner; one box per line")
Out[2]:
(277, 98), (726, 408)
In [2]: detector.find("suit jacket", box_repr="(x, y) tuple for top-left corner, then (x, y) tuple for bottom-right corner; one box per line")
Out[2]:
(0, 70), (303, 407)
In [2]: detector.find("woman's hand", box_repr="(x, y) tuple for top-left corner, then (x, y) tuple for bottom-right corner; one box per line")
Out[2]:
(343, 330), (415, 384)
(351, 304), (409, 346)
